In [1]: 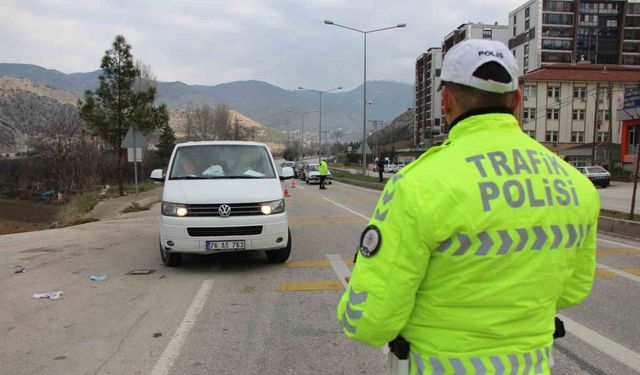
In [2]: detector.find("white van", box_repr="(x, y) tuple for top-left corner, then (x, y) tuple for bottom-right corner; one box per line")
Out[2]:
(150, 141), (294, 266)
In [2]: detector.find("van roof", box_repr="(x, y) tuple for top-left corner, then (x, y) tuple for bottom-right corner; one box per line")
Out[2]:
(175, 141), (268, 148)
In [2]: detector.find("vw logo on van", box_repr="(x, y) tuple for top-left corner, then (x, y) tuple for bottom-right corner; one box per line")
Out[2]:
(218, 204), (232, 217)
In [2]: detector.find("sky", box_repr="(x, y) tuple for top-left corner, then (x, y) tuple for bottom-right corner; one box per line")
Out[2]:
(0, 0), (525, 90)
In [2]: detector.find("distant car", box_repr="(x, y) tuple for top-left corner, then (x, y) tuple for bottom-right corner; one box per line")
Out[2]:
(281, 161), (296, 169)
(577, 166), (611, 188)
(294, 161), (306, 179)
(304, 163), (332, 185)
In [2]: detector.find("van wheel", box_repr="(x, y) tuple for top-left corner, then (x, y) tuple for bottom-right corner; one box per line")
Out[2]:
(266, 229), (291, 263)
(160, 238), (181, 267)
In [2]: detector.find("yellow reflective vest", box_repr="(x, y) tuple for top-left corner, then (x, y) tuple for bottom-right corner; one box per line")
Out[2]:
(337, 113), (600, 374)
(319, 161), (329, 176)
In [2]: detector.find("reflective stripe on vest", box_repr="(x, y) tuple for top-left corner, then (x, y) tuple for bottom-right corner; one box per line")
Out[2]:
(411, 345), (552, 375)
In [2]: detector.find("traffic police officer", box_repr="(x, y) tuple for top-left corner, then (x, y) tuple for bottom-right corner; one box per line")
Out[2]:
(319, 158), (329, 190)
(337, 39), (600, 374)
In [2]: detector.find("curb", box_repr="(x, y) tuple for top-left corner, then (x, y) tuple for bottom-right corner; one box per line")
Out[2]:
(131, 196), (161, 210)
(332, 177), (385, 191)
(598, 216), (640, 240)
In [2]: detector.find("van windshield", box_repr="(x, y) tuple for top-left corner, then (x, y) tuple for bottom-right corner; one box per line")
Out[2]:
(169, 144), (276, 179)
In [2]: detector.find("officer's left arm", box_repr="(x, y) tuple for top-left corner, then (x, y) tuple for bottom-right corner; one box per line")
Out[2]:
(336, 178), (429, 347)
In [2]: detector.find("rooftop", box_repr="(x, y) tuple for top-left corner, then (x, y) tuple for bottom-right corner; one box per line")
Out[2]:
(521, 64), (640, 83)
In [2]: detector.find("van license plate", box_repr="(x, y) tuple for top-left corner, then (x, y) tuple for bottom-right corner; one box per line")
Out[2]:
(206, 240), (246, 251)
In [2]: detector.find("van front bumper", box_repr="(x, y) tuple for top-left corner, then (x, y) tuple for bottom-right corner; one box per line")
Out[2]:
(159, 213), (289, 254)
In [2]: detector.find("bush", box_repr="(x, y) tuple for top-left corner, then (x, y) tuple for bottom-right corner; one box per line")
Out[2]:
(57, 193), (101, 227)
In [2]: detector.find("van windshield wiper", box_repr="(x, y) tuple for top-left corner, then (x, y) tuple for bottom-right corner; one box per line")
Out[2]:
(170, 176), (208, 180)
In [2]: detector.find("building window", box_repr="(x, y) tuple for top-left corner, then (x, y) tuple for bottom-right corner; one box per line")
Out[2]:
(573, 86), (586, 99)
(524, 43), (529, 55)
(523, 107), (536, 120)
(513, 27), (517, 37)
(524, 85), (537, 100)
(599, 110), (609, 122)
(597, 132), (609, 142)
(514, 15), (517, 25)
(606, 19), (617, 27)
(572, 109), (585, 120)
(598, 87), (608, 103)
(483, 28), (493, 39)
(571, 131), (585, 143)
(525, 19), (530, 30)
(524, 129), (536, 138)
(524, 56), (529, 69)
(525, 7), (530, 18)
(547, 86), (560, 98)
(547, 109), (559, 120)
(546, 131), (559, 142)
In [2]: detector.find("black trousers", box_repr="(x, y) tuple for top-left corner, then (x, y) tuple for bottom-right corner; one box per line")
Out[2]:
(378, 170), (383, 182)
(319, 175), (326, 188)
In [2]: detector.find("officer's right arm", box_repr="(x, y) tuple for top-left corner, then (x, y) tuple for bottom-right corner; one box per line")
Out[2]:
(556, 212), (599, 310)
(336, 178), (429, 347)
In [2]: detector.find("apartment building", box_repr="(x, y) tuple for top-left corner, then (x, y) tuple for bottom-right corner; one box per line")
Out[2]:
(414, 22), (509, 146)
(414, 47), (442, 146)
(509, 0), (640, 76)
(519, 62), (640, 166)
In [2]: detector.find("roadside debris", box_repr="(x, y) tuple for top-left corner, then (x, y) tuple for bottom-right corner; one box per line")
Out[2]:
(14, 266), (27, 273)
(153, 332), (162, 338)
(89, 275), (107, 282)
(126, 269), (156, 275)
(33, 291), (63, 300)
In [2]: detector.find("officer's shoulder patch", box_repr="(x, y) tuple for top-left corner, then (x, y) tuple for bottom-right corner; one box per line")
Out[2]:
(358, 225), (381, 257)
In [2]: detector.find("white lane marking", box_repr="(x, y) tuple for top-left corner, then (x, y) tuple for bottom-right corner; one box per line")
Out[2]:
(596, 262), (640, 283)
(151, 280), (214, 375)
(322, 197), (370, 221)
(558, 313), (640, 373)
(597, 236), (640, 250)
(327, 254), (351, 289)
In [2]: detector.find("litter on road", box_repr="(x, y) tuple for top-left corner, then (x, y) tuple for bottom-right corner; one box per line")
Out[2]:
(32, 291), (63, 300)
(126, 269), (156, 275)
(89, 275), (107, 282)
(14, 266), (27, 273)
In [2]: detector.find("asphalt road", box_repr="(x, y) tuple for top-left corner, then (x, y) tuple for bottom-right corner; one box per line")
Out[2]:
(1, 180), (639, 374)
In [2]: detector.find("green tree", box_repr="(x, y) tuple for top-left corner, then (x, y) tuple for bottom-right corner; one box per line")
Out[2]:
(156, 121), (176, 167)
(231, 118), (259, 141)
(79, 35), (166, 196)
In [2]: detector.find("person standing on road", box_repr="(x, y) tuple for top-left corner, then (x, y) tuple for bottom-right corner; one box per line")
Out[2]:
(336, 39), (600, 374)
(319, 158), (329, 190)
(377, 156), (385, 183)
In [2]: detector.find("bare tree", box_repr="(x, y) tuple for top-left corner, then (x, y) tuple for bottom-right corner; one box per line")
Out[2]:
(184, 105), (216, 141)
(214, 104), (231, 140)
(27, 113), (102, 193)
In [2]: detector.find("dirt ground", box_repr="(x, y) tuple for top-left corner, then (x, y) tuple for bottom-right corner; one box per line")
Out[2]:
(0, 198), (60, 235)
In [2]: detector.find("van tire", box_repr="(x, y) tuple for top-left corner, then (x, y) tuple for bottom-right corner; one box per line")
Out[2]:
(160, 238), (182, 267)
(266, 229), (291, 263)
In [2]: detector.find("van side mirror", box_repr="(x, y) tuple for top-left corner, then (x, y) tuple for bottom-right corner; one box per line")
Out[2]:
(150, 169), (165, 182)
(279, 167), (294, 180)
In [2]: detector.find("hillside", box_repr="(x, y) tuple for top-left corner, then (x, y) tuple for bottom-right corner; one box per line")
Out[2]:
(0, 63), (414, 139)
(0, 77), (77, 152)
(0, 77), (282, 152)
(367, 109), (414, 148)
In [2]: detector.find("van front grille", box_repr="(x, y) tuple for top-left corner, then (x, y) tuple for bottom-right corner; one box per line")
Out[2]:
(185, 203), (262, 217)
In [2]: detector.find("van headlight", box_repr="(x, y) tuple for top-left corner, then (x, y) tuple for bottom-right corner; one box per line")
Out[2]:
(162, 202), (188, 217)
(261, 199), (285, 215)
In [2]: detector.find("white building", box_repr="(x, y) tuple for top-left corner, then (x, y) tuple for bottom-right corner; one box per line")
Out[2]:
(414, 47), (443, 146)
(519, 63), (640, 166)
(442, 22), (511, 54)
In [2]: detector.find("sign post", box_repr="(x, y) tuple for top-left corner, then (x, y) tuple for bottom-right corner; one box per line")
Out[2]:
(121, 127), (148, 195)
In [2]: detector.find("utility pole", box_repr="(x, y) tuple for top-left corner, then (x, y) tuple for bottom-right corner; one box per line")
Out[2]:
(592, 82), (601, 166)
(607, 81), (613, 170)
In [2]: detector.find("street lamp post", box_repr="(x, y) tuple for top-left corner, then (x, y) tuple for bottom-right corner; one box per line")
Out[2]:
(324, 20), (406, 174)
(288, 109), (318, 160)
(298, 86), (342, 162)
